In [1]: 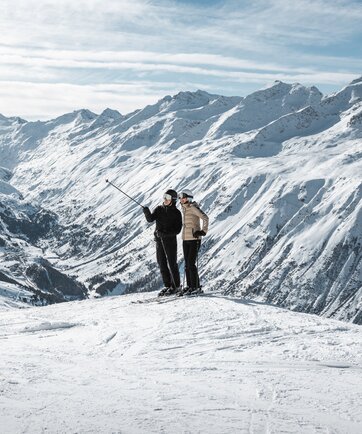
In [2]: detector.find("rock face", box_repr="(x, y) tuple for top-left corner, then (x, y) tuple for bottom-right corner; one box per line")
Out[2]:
(0, 171), (87, 304)
(26, 259), (87, 302)
(0, 79), (361, 323)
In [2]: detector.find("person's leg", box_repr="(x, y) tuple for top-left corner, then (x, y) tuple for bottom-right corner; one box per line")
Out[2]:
(156, 239), (171, 287)
(183, 241), (192, 288)
(187, 240), (200, 289)
(162, 237), (180, 288)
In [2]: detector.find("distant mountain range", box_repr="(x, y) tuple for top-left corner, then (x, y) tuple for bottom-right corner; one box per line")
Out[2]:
(0, 78), (361, 323)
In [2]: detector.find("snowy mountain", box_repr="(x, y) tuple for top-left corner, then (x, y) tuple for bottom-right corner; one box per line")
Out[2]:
(0, 79), (361, 323)
(0, 172), (87, 306)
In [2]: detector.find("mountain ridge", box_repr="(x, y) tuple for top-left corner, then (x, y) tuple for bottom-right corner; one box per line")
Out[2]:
(0, 79), (361, 323)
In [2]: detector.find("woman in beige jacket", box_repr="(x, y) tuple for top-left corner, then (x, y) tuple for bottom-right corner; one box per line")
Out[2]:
(179, 189), (209, 295)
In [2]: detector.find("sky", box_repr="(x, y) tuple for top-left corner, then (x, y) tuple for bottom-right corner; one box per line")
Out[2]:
(0, 0), (361, 120)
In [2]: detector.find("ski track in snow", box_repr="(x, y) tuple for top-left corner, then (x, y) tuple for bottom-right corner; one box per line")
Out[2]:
(0, 291), (361, 434)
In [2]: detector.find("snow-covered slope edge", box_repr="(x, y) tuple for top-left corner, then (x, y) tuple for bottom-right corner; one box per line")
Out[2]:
(0, 79), (361, 323)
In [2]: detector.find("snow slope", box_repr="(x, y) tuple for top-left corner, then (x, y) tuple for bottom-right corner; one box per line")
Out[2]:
(0, 291), (361, 433)
(0, 79), (361, 323)
(0, 169), (87, 304)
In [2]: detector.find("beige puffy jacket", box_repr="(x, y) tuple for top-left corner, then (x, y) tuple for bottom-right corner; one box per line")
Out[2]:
(181, 201), (209, 241)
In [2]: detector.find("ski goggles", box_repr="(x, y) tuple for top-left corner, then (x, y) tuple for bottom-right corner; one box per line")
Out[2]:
(163, 193), (173, 201)
(178, 193), (189, 199)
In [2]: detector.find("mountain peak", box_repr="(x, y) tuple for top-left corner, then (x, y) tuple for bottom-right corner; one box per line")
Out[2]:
(100, 108), (122, 119)
(245, 80), (293, 103)
(263, 79), (292, 90)
(74, 109), (97, 120)
(49, 109), (97, 126)
(88, 108), (123, 128)
(175, 89), (214, 99)
(158, 89), (218, 113)
(350, 76), (362, 85)
(244, 80), (322, 109)
(0, 113), (27, 126)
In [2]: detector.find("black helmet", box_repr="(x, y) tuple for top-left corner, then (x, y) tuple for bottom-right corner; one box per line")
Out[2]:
(164, 189), (178, 202)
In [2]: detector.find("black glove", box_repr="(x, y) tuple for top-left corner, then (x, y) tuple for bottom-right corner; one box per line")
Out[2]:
(143, 206), (151, 216)
(193, 230), (206, 237)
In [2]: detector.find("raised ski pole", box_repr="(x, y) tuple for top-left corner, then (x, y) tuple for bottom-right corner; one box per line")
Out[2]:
(106, 179), (145, 209)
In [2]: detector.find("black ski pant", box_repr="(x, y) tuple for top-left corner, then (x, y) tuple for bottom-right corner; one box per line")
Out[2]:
(183, 240), (201, 289)
(156, 236), (180, 288)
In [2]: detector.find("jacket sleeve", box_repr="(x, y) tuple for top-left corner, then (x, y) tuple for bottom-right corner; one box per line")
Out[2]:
(143, 206), (159, 223)
(192, 205), (209, 234)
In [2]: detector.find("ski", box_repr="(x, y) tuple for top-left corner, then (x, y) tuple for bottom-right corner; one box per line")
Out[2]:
(181, 293), (204, 298)
(131, 296), (159, 304)
(131, 294), (179, 304)
(131, 290), (205, 304)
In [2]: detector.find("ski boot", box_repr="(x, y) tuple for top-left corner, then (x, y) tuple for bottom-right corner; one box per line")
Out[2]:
(158, 287), (171, 297)
(183, 287), (203, 296)
(164, 287), (182, 296)
(177, 287), (189, 297)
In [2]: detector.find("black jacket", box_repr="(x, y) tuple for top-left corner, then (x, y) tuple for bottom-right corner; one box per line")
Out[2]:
(143, 204), (182, 238)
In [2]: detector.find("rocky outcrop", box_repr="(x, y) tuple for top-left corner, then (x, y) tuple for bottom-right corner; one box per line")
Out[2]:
(25, 259), (87, 302)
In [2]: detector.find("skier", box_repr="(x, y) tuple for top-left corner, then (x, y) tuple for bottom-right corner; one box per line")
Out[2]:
(143, 189), (182, 296)
(178, 189), (209, 296)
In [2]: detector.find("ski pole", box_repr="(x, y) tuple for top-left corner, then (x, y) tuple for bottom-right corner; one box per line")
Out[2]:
(183, 260), (186, 289)
(196, 239), (201, 289)
(106, 179), (144, 209)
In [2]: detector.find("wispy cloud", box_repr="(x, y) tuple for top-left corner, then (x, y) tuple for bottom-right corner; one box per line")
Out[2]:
(0, 81), (172, 120)
(2, 46), (347, 74)
(0, 46), (357, 84)
(0, 0), (361, 119)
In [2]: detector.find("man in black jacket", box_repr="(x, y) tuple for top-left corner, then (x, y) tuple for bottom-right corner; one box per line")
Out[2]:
(143, 189), (182, 296)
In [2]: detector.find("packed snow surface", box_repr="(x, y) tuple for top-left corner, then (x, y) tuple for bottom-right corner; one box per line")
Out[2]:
(0, 291), (361, 433)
